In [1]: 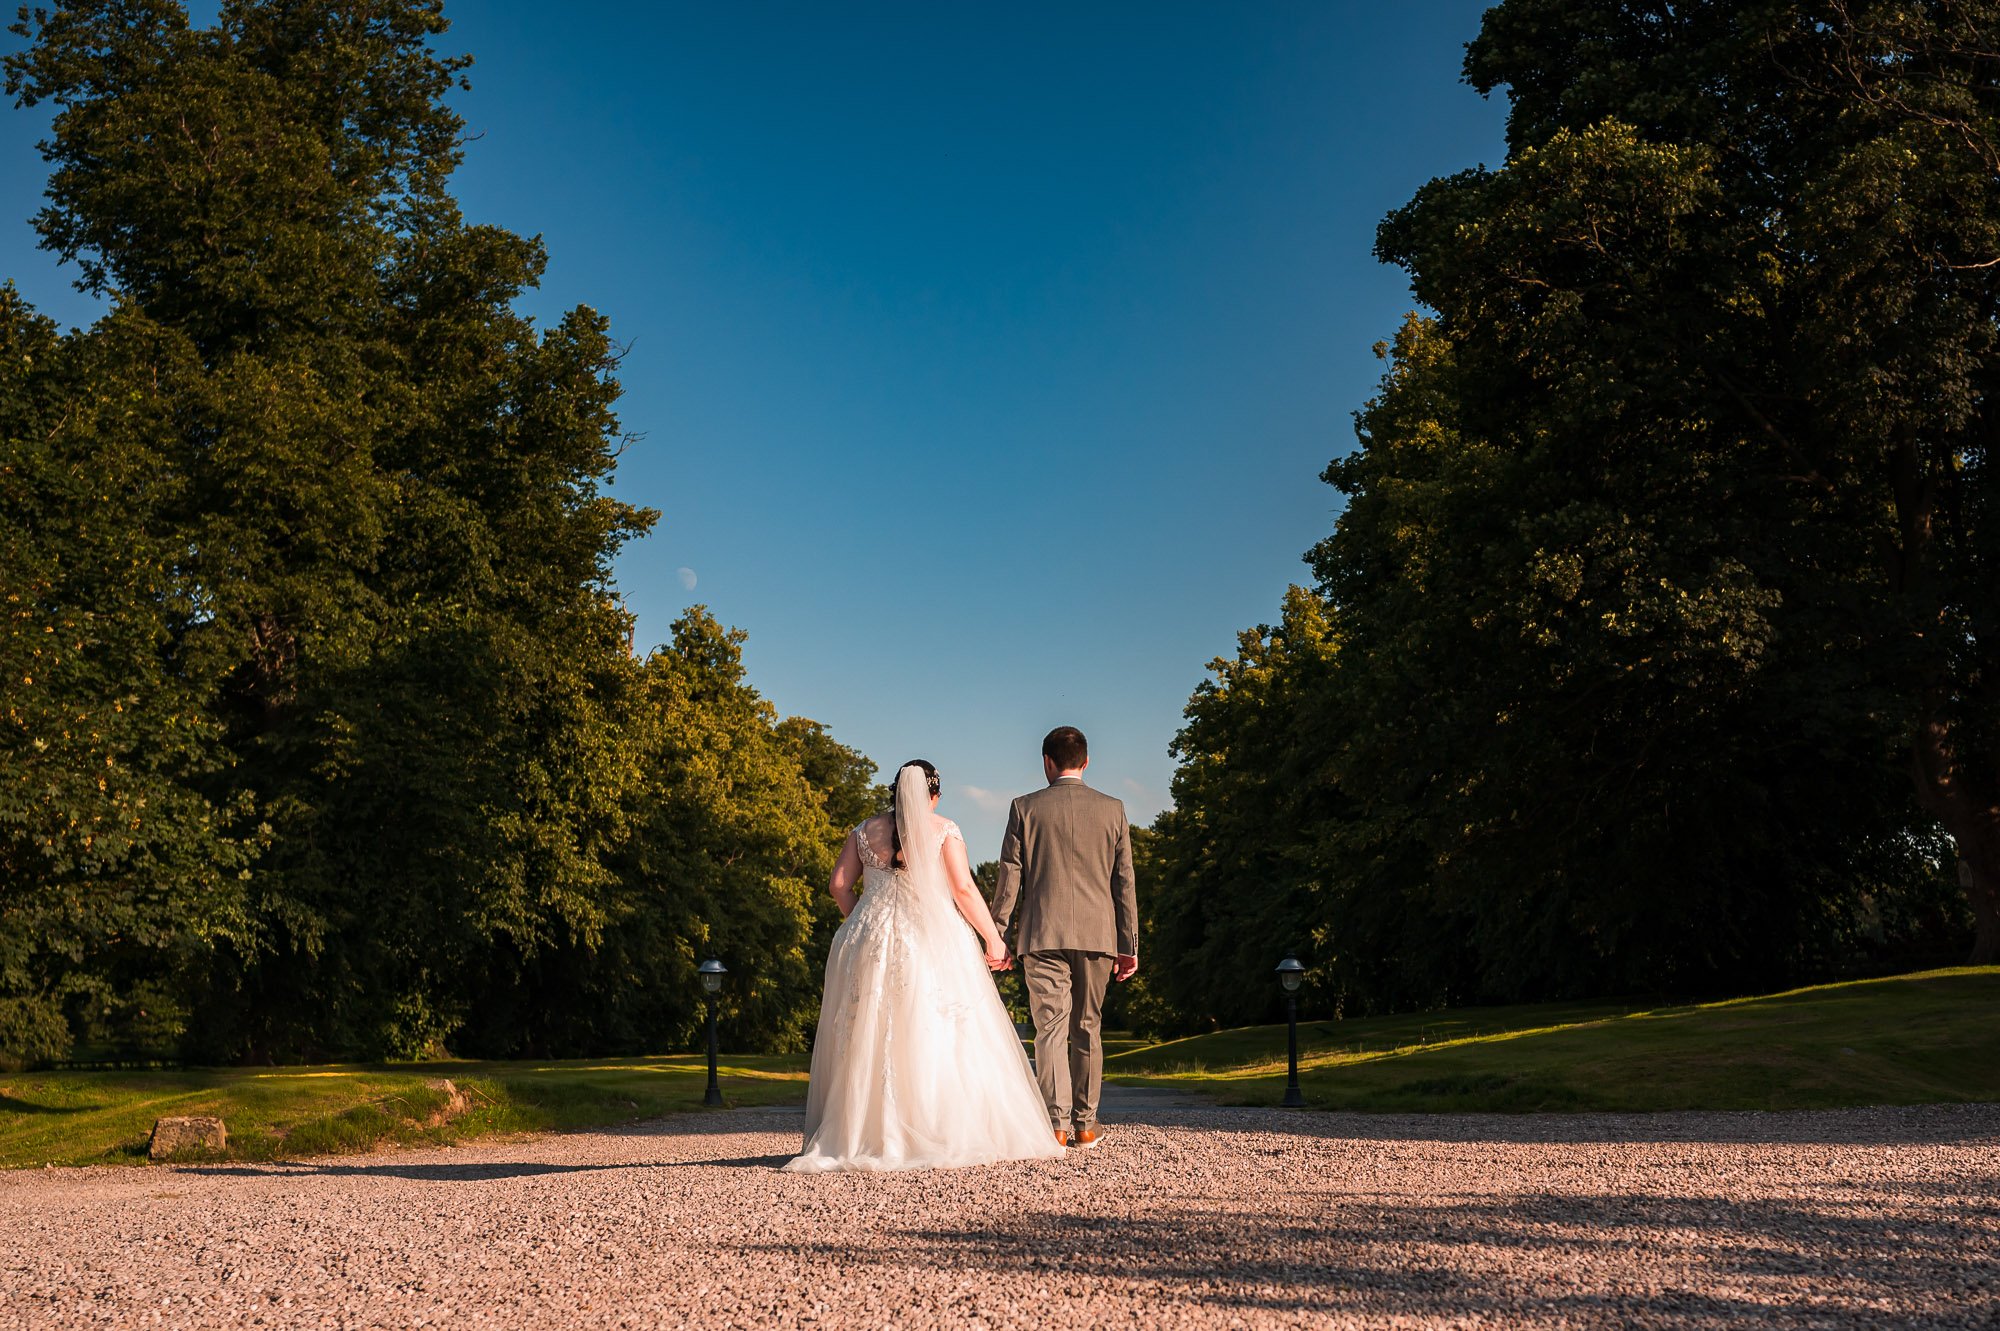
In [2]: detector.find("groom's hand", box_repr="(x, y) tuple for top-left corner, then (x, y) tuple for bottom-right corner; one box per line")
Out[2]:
(987, 951), (1013, 972)
(1113, 953), (1138, 982)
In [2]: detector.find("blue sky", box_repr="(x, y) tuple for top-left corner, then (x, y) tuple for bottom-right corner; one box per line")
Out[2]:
(1, 2), (1507, 856)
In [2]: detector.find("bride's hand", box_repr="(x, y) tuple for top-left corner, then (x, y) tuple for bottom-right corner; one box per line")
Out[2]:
(984, 937), (1011, 970)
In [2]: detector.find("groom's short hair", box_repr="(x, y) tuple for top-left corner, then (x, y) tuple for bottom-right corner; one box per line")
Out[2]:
(1042, 726), (1088, 770)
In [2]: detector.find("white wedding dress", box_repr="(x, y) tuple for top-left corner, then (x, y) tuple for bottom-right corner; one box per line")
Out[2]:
(786, 775), (1064, 1172)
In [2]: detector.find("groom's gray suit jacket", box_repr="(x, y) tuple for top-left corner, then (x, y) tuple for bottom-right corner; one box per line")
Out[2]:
(991, 777), (1138, 957)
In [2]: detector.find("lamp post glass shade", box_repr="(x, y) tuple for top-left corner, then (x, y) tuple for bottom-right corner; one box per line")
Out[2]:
(698, 958), (727, 994)
(1275, 955), (1305, 993)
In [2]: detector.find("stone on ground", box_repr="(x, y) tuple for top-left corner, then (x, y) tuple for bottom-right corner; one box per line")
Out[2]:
(422, 1077), (470, 1123)
(143, 1116), (227, 1161)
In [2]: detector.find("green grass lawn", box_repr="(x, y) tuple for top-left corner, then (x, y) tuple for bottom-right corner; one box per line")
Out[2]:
(6, 966), (1996, 1168)
(0, 1054), (809, 1169)
(1106, 966), (2000, 1112)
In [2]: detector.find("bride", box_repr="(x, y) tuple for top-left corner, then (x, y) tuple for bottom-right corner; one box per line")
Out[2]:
(785, 759), (1066, 1171)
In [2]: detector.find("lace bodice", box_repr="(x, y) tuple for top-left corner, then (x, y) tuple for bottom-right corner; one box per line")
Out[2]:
(852, 814), (962, 878)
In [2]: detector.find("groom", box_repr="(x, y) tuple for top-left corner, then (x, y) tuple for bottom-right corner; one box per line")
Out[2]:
(991, 726), (1139, 1149)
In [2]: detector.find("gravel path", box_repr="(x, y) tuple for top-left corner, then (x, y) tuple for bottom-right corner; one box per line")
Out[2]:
(3, 1099), (1996, 1329)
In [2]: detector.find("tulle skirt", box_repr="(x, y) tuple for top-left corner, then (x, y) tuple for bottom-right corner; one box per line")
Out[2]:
(785, 879), (1065, 1172)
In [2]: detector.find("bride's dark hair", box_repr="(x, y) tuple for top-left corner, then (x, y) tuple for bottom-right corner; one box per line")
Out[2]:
(889, 759), (941, 868)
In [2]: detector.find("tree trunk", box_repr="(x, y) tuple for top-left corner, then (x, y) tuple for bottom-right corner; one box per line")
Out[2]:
(1907, 699), (2000, 964)
(1959, 852), (2000, 966)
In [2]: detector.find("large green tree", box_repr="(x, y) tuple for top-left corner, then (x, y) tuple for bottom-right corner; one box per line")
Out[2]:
(4, 0), (659, 1060)
(0, 285), (259, 1066)
(2, 0), (870, 1064)
(1150, 0), (1987, 1023)
(458, 609), (873, 1058)
(1420, 0), (2000, 961)
(1145, 590), (1372, 1026)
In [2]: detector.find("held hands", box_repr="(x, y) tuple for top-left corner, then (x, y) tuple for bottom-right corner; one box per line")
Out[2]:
(984, 937), (1013, 972)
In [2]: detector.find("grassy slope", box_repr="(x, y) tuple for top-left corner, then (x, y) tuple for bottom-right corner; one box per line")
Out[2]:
(1106, 966), (2000, 1112)
(6, 967), (1995, 1168)
(0, 1054), (808, 1169)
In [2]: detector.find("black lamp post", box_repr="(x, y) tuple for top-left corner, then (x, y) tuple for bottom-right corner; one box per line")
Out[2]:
(698, 958), (727, 1107)
(1276, 954), (1306, 1108)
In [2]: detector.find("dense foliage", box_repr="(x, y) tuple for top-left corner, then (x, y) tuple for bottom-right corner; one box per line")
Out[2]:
(0, 0), (871, 1067)
(1147, 0), (1991, 1031)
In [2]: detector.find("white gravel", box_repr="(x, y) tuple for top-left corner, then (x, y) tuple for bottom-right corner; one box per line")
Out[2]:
(3, 1100), (1996, 1329)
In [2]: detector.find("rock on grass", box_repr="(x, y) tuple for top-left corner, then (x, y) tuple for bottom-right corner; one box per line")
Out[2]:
(145, 1116), (226, 1161)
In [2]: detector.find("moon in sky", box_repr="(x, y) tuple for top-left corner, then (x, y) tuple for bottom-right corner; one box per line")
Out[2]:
(677, 567), (698, 592)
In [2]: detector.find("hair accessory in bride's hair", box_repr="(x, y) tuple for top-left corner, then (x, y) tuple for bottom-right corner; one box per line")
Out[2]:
(889, 758), (941, 868)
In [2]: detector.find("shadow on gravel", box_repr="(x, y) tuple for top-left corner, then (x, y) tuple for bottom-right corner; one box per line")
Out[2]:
(645, 1153), (795, 1170)
(593, 1100), (2000, 1150)
(1105, 1103), (2000, 1148)
(185, 1152), (796, 1180)
(757, 1189), (1999, 1326)
(186, 1162), (643, 1180)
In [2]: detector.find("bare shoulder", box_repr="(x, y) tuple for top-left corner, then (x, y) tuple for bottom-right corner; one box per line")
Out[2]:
(854, 812), (895, 851)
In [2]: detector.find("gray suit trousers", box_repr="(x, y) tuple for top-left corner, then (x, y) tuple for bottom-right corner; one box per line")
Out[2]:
(1022, 949), (1113, 1131)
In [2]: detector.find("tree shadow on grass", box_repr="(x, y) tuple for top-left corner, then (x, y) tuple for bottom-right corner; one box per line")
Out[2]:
(0, 1090), (92, 1115)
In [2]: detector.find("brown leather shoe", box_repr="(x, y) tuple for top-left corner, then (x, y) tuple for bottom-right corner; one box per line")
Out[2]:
(1074, 1126), (1101, 1150)
(1054, 1129), (1069, 1148)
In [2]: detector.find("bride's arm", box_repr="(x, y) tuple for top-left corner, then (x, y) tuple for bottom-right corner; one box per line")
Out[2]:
(828, 832), (863, 918)
(940, 831), (1008, 966)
